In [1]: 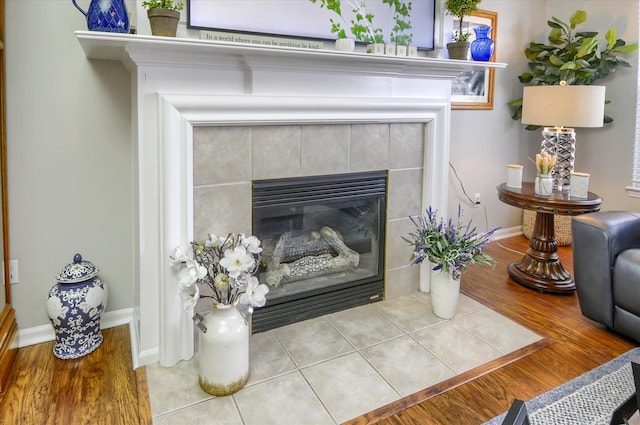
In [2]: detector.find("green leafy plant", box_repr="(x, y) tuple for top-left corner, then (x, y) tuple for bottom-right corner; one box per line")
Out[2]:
(141, 0), (184, 11)
(311, 0), (383, 42)
(310, 0), (413, 44)
(388, 0), (413, 46)
(445, 0), (482, 42)
(508, 10), (638, 128)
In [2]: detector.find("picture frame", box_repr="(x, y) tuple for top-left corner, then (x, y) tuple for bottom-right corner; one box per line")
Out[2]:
(187, 0), (437, 50)
(451, 10), (498, 110)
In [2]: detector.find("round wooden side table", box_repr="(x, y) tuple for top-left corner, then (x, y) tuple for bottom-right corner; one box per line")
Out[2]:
(496, 182), (602, 294)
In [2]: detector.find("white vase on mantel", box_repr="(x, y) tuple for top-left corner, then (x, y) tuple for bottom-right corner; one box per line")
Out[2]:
(430, 270), (461, 319)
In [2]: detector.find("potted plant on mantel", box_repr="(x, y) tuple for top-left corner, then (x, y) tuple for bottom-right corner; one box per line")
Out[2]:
(403, 206), (498, 319)
(444, 0), (482, 60)
(142, 0), (185, 37)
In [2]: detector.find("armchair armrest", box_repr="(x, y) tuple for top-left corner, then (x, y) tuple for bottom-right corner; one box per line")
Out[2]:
(572, 211), (640, 328)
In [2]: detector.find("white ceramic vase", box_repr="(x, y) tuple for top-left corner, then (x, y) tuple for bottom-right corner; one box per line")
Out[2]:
(535, 173), (553, 196)
(198, 301), (249, 396)
(335, 38), (355, 52)
(430, 270), (461, 319)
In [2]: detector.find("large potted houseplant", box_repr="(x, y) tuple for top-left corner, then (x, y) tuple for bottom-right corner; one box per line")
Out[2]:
(444, 0), (482, 59)
(142, 0), (184, 37)
(508, 10), (638, 127)
(403, 206), (498, 318)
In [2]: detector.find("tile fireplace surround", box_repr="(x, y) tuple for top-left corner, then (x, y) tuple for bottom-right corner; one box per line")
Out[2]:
(75, 31), (505, 368)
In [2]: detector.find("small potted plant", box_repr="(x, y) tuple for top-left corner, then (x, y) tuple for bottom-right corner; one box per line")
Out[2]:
(142, 0), (185, 37)
(444, 0), (482, 59)
(403, 205), (498, 318)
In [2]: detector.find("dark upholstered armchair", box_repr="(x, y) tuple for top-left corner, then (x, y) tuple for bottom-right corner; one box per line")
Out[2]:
(572, 211), (640, 342)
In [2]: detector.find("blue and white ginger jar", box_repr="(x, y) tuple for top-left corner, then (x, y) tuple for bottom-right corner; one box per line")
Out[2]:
(46, 254), (108, 359)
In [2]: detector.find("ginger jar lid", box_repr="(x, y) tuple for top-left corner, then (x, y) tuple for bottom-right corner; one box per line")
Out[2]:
(56, 253), (100, 284)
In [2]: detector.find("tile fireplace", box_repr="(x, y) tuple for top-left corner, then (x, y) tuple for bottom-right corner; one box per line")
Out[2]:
(75, 31), (505, 367)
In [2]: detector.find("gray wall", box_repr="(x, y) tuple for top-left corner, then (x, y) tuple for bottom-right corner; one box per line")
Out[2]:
(4, 0), (639, 331)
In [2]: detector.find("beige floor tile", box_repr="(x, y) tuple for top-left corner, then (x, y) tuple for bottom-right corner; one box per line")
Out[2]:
(247, 330), (296, 385)
(374, 293), (444, 332)
(146, 291), (543, 425)
(302, 352), (400, 424)
(327, 303), (404, 349)
(360, 335), (456, 396)
(153, 396), (243, 425)
(456, 308), (542, 353)
(273, 316), (354, 368)
(234, 371), (335, 425)
(146, 355), (211, 416)
(411, 320), (502, 373)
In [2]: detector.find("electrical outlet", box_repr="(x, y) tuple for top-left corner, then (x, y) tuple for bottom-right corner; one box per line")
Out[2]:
(9, 260), (18, 284)
(474, 193), (481, 207)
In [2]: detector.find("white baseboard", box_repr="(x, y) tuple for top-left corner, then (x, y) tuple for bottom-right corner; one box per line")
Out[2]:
(493, 225), (523, 240)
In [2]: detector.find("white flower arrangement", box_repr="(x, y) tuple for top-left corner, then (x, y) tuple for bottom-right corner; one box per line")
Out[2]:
(171, 233), (269, 312)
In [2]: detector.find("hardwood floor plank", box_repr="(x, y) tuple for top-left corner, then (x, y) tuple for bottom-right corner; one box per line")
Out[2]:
(0, 325), (142, 424)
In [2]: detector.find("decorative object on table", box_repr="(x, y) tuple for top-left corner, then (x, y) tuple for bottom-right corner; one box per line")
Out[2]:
(508, 10), (638, 126)
(506, 164), (523, 189)
(46, 254), (108, 359)
(142, 0), (184, 37)
(509, 10), (638, 189)
(444, 0), (482, 59)
(569, 172), (590, 198)
(403, 206), (498, 319)
(71, 0), (129, 33)
(532, 152), (556, 196)
(470, 25), (494, 61)
(171, 233), (269, 396)
(522, 82), (604, 191)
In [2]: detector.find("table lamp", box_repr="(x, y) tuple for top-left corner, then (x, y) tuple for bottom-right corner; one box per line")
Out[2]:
(521, 82), (605, 190)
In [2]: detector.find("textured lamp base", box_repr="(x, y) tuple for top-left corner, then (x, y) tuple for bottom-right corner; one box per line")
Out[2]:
(541, 126), (576, 191)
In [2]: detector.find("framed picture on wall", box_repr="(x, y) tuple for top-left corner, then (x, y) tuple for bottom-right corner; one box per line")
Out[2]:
(451, 10), (498, 110)
(187, 0), (437, 50)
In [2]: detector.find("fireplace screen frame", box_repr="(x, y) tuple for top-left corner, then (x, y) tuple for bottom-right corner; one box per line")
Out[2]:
(251, 171), (387, 332)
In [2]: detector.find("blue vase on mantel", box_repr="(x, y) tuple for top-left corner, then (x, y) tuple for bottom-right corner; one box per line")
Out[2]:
(470, 25), (495, 61)
(71, 0), (130, 33)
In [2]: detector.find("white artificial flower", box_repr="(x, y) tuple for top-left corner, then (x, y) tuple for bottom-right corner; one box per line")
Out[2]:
(180, 284), (199, 312)
(240, 276), (269, 307)
(171, 246), (189, 264)
(214, 274), (230, 291)
(178, 259), (207, 288)
(205, 233), (226, 248)
(220, 246), (255, 278)
(241, 235), (263, 254)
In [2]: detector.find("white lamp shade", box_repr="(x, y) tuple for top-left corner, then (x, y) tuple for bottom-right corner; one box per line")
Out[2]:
(521, 85), (606, 128)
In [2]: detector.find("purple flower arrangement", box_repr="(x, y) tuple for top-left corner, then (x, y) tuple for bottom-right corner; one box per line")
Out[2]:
(403, 205), (499, 280)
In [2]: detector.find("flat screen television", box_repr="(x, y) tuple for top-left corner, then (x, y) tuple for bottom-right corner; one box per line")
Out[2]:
(187, 0), (436, 50)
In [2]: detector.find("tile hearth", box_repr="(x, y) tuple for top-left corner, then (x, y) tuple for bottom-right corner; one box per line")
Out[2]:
(146, 292), (542, 425)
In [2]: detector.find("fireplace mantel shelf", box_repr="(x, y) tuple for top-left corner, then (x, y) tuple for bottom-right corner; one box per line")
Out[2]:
(75, 31), (506, 79)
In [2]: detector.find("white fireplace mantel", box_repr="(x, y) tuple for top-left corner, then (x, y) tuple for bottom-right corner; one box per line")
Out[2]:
(75, 31), (506, 368)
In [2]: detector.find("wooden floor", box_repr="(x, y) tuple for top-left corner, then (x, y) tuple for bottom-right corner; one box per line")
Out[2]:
(0, 235), (635, 424)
